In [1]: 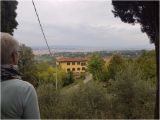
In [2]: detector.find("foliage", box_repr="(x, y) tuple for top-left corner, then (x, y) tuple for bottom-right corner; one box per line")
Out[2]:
(107, 54), (124, 80)
(37, 52), (156, 119)
(38, 68), (156, 119)
(36, 84), (60, 119)
(1, 1), (18, 35)
(57, 81), (111, 119)
(35, 54), (56, 66)
(80, 72), (86, 80)
(63, 71), (74, 87)
(109, 62), (156, 119)
(136, 50), (156, 82)
(112, 1), (159, 44)
(87, 53), (108, 81)
(36, 62), (56, 84)
(18, 44), (38, 87)
(18, 44), (73, 88)
(112, 2), (159, 117)
(37, 81), (112, 119)
(36, 62), (72, 88)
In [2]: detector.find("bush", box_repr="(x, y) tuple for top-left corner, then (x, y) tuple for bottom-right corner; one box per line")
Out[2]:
(56, 81), (113, 119)
(36, 62), (72, 88)
(18, 44), (39, 87)
(36, 84), (60, 119)
(107, 54), (124, 80)
(37, 81), (113, 119)
(63, 71), (74, 86)
(109, 62), (156, 119)
(136, 50), (156, 84)
(87, 53), (108, 82)
(80, 72), (86, 80)
(37, 54), (156, 119)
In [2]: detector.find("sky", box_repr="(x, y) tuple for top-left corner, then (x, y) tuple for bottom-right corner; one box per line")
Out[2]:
(14, 0), (154, 49)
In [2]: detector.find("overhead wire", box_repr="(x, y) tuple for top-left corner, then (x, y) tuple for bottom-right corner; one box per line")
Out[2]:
(32, 0), (52, 56)
(32, 0), (58, 90)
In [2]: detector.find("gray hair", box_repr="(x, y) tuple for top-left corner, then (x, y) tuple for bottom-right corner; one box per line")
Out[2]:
(1, 33), (19, 64)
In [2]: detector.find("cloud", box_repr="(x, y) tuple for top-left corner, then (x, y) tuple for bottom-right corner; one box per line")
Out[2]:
(14, 0), (154, 49)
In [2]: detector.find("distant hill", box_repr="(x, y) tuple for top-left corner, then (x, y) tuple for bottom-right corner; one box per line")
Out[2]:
(31, 45), (154, 50)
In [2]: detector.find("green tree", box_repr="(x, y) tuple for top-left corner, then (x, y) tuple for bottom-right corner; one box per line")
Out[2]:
(136, 50), (156, 83)
(63, 71), (74, 86)
(110, 63), (155, 119)
(57, 69), (68, 87)
(87, 54), (107, 81)
(1, 1), (18, 35)
(112, 2), (159, 117)
(107, 54), (124, 80)
(18, 44), (38, 87)
(36, 63), (56, 84)
(36, 62), (70, 88)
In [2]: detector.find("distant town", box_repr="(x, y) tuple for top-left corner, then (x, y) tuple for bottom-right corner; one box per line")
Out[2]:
(32, 45), (154, 56)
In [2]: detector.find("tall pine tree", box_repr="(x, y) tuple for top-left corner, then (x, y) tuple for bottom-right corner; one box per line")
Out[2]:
(111, 1), (159, 118)
(1, 1), (18, 35)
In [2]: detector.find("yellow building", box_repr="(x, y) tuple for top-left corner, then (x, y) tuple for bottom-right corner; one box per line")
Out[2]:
(56, 57), (88, 74)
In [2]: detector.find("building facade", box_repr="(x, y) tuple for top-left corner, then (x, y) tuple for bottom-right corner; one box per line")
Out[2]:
(56, 57), (87, 74)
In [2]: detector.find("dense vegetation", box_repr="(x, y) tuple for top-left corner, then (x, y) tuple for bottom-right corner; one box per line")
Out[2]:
(112, 2), (159, 118)
(18, 45), (156, 119)
(1, 1), (18, 35)
(37, 61), (155, 119)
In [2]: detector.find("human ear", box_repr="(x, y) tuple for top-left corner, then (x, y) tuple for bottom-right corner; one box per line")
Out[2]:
(11, 52), (17, 65)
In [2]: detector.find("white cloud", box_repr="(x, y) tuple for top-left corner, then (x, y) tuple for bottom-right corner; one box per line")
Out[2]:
(14, 0), (154, 49)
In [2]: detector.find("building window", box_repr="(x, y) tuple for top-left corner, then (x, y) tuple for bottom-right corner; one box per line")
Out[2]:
(67, 62), (70, 65)
(67, 68), (70, 71)
(77, 68), (80, 71)
(82, 67), (85, 70)
(72, 68), (75, 71)
(77, 62), (80, 65)
(81, 62), (86, 66)
(72, 62), (75, 65)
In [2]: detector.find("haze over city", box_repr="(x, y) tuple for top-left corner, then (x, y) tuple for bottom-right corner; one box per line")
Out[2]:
(14, 0), (154, 50)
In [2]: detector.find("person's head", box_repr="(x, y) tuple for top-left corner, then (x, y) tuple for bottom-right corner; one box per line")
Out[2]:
(1, 33), (19, 65)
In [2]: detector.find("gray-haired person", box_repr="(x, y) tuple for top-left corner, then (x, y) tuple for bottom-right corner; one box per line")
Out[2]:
(1, 33), (40, 119)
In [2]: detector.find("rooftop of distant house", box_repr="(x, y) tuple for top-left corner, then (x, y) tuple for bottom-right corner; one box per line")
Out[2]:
(57, 57), (88, 62)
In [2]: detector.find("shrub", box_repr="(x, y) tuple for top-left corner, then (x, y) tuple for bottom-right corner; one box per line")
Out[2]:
(63, 71), (75, 86)
(36, 84), (60, 119)
(87, 53), (108, 82)
(37, 81), (113, 119)
(107, 54), (124, 80)
(110, 62), (156, 119)
(55, 81), (113, 119)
